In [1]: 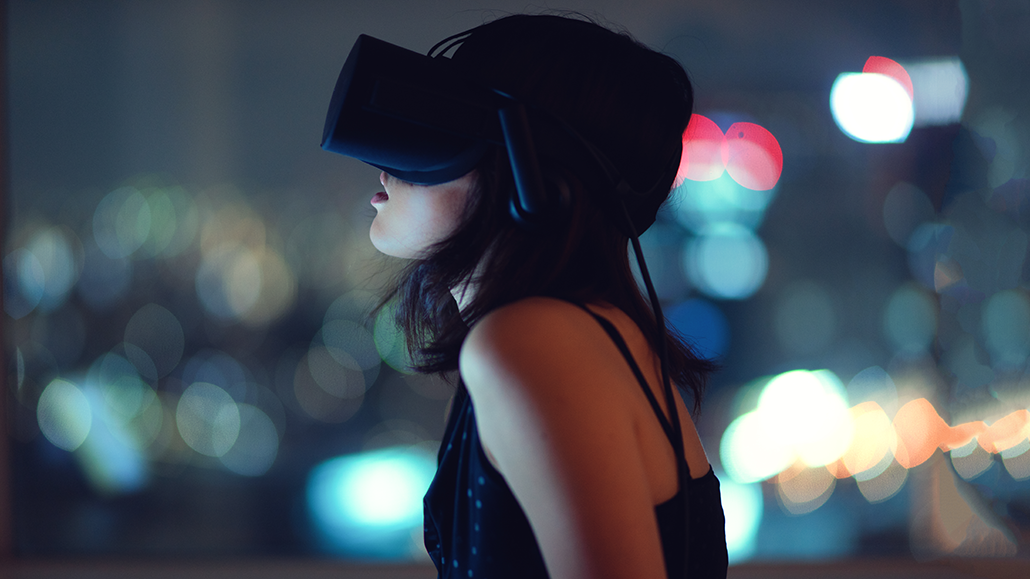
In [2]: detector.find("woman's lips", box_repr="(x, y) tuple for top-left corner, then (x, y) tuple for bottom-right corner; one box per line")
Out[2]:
(371, 191), (388, 205)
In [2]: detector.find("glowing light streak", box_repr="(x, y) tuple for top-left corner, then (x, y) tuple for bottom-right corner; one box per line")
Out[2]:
(720, 366), (1030, 512)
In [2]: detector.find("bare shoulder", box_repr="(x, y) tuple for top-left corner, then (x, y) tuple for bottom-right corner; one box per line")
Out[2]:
(460, 297), (615, 395)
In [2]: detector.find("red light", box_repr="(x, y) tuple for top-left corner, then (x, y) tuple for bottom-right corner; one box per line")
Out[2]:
(676, 114), (726, 187)
(724, 122), (784, 192)
(862, 56), (914, 101)
(676, 115), (783, 191)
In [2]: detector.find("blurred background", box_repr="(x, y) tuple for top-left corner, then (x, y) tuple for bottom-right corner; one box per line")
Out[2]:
(3, 0), (1029, 577)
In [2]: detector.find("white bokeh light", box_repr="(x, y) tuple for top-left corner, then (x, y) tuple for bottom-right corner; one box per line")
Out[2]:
(831, 72), (914, 143)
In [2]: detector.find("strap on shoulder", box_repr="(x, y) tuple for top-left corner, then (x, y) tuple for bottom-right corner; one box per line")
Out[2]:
(570, 303), (680, 447)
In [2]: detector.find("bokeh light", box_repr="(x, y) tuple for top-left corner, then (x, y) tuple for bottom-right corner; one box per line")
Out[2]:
(883, 284), (938, 355)
(37, 378), (92, 451)
(293, 348), (366, 423)
(837, 401), (895, 478)
(676, 114), (726, 185)
(670, 175), (777, 234)
(76, 382), (150, 494)
(665, 298), (729, 359)
(719, 476), (762, 563)
(76, 241), (133, 311)
(855, 458), (907, 503)
(1001, 440), (1030, 480)
(93, 187), (153, 259)
(883, 182), (936, 248)
(86, 352), (165, 456)
(950, 439), (994, 480)
(862, 56), (914, 100)
(981, 290), (1030, 367)
(124, 303), (186, 379)
(723, 122), (783, 192)
(137, 186), (200, 258)
(4, 248), (46, 319)
(776, 463), (836, 515)
(196, 244), (263, 320)
(831, 70), (914, 143)
(683, 223), (768, 300)
(757, 370), (853, 467)
(25, 226), (81, 312)
(903, 57), (969, 127)
(374, 302), (414, 373)
(176, 382), (241, 458)
(307, 446), (437, 558)
(219, 404), (280, 476)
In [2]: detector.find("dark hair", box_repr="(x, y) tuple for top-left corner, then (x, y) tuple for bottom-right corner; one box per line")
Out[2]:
(378, 14), (716, 410)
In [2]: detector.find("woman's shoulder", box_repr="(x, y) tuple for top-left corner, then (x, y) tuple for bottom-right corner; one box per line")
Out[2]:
(462, 298), (598, 360)
(459, 297), (629, 398)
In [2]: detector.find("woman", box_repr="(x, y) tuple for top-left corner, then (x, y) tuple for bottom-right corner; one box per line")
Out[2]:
(325, 13), (728, 579)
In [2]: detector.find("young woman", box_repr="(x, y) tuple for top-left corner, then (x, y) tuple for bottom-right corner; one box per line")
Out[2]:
(326, 13), (728, 579)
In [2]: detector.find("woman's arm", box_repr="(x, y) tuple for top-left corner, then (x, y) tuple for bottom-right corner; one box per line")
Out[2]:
(459, 297), (669, 579)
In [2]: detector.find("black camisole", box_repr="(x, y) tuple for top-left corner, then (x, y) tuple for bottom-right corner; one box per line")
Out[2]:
(423, 306), (729, 578)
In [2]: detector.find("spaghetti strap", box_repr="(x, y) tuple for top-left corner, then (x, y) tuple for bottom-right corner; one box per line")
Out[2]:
(571, 303), (683, 457)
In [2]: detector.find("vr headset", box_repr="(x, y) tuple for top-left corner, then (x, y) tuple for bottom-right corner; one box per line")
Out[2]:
(321, 34), (679, 232)
(321, 34), (563, 224)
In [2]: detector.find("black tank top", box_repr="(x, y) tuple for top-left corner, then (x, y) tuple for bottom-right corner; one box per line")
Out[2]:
(423, 306), (729, 578)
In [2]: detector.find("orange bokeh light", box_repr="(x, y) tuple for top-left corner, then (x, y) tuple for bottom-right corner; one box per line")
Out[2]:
(893, 398), (950, 469)
(889, 398), (1030, 468)
(839, 401), (894, 477)
(978, 409), (1030, 453)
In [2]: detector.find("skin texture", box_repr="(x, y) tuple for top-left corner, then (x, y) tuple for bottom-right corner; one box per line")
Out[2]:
(460, 298), (711, 579)
(369, 171), (475, 259)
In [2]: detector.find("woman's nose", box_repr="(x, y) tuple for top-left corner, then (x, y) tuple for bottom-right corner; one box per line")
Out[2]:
(379, 171), (388, 187)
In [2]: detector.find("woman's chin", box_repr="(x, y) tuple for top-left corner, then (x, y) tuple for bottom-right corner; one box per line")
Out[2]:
(370, 231), (416, 259)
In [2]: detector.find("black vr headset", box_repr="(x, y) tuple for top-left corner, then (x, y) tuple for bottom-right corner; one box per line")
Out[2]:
(320, 34), (676, 233)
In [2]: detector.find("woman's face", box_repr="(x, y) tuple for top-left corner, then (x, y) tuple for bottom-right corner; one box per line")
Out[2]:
(369, 171), (475, 259)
